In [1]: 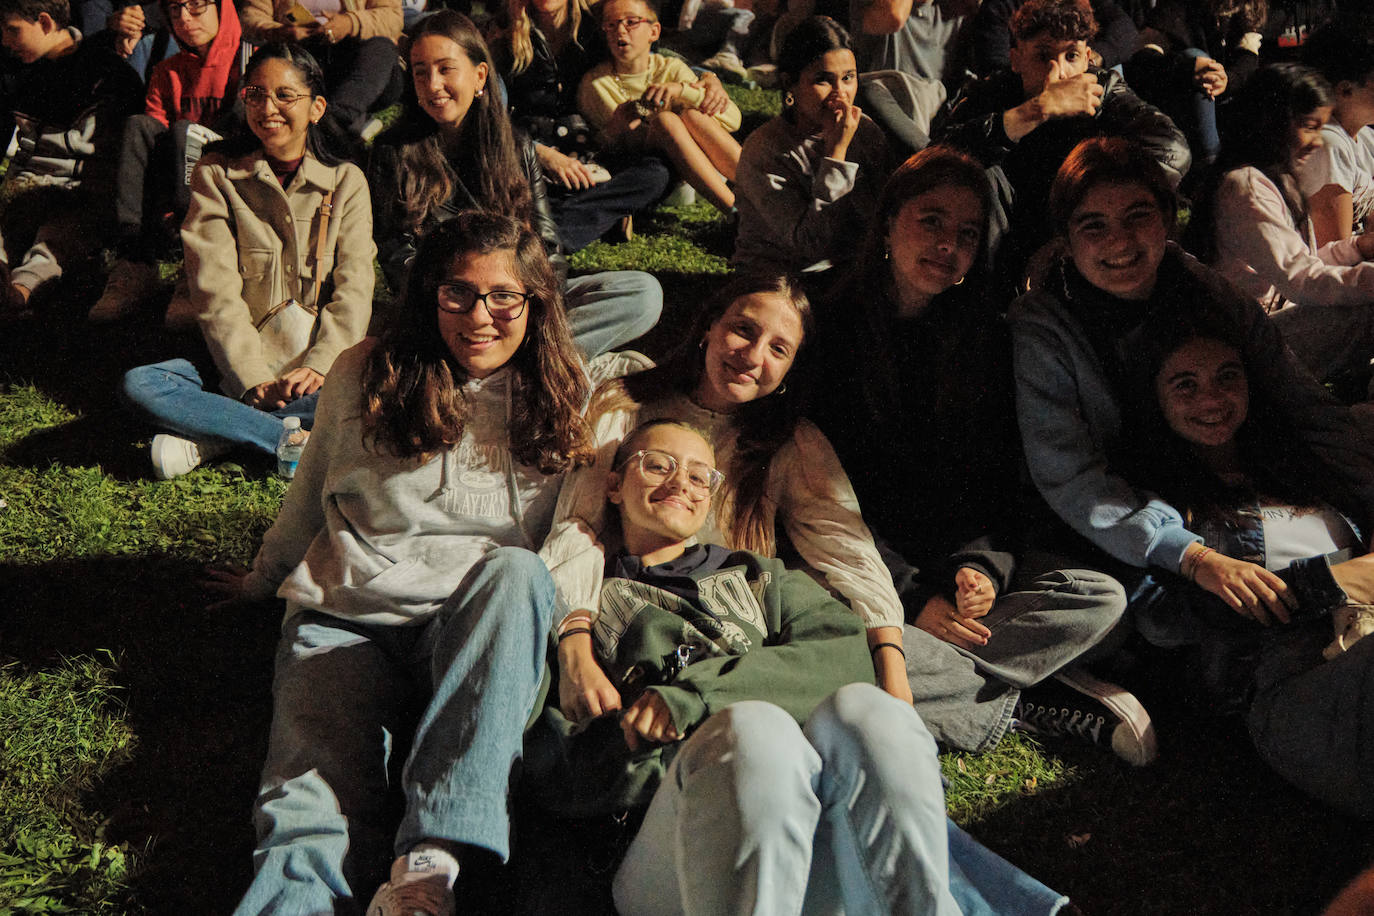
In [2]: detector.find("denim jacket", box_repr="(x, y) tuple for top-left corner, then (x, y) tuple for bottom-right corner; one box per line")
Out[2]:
(1131, 500), (1357, 714)
(1008, 246), (1374, 574)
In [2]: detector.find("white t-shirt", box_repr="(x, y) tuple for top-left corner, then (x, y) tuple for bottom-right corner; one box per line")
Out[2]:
(1298, 123), (1374, 234)
(1259, 501), (1359, 572)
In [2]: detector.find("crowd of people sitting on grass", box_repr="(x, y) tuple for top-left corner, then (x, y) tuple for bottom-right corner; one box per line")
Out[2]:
(4, 0), (1374, 909)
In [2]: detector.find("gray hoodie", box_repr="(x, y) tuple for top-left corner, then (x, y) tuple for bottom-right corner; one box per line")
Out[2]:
(244, 340), (564, 625)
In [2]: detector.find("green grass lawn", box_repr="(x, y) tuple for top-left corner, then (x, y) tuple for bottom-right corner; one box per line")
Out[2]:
(3, 89), (1373, 912)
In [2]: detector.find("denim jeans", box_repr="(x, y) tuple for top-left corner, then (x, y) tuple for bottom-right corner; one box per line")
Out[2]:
(120, 358), (319, 456)
(902, 565), (1129, 752)
(550, 157), (673, 252)
(1270, 301), (1374, 389)
(234, 547), (556, 915)
(612, 684), (1068, 916)
(1248, 618), (1374, 818)
(565, 270), (663, 359)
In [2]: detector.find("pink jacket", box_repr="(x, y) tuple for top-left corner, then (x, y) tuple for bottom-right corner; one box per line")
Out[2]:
(1213, 165), (1374, 312)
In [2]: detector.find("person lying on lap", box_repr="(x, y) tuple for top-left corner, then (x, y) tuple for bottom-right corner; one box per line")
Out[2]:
(527, 417), (1071, 916)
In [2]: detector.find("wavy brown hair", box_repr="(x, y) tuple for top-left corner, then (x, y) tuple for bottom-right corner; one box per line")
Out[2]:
(360, 211), (592, 472)
(384, 10), (532, 235)
(589, 274), (813, 554)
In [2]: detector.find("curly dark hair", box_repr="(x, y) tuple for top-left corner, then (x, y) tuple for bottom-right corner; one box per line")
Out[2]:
(1009, 0), (1098, 44)
(360, 211), (592, 472)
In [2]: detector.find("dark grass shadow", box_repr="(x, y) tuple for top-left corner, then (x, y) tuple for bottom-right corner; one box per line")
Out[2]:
(1, 554), (278, 913)
(959, 664), (1374, 916)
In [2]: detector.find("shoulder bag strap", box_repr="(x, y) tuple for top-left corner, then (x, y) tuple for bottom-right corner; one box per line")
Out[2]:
(307, 188), (335, 315)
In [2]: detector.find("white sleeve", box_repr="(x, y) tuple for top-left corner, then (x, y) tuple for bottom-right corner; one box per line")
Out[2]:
(773, 421), (905, 628)
(1217, 167), (1374, 307)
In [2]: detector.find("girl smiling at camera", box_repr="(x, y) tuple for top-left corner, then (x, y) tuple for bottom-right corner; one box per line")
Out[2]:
(219, 212), (601, 915)
(121, 44), (373, 479)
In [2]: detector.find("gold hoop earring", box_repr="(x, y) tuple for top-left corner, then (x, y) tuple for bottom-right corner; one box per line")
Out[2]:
(783, 91), (794, 106)
(954, 275), (965, 286)
(776, 382), (788, 395)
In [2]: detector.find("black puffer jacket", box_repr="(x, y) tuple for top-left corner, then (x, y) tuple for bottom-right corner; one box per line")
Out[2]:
(366, 128), (564, 296)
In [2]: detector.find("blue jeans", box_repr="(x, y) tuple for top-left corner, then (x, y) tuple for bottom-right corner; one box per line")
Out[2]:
(1249, 619), (1374, 818)
(120, 358), (319, 456)
(902, 564), (1129, 752)
(235, 547), (556, 915)
(565, 270), (663, 360)
(550, 156), (672, 252)
(612, 684), (1068, 916)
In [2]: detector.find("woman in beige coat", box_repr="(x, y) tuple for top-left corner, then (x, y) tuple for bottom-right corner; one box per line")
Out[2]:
(121, 44), (375, 479)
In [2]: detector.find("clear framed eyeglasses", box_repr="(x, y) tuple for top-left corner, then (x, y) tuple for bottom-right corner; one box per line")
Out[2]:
(617, 449), (725, 495)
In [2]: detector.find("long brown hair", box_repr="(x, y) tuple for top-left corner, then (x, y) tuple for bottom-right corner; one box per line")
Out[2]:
(589, 274), (814, 554)
(360, 211), (592, 472)
(841, 145), (993, 426)
(387, 10), (532, 234)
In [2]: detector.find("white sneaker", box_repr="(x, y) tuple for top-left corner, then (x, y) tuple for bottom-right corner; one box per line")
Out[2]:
(89, 259), (162, 322)
(1324, 603), (1374, 660)
(367, 849), (459, 916)
(149, 434), (228, 480)
(360, 116), (386, 143)
(661, 182), (697, 207)
(702, 50), (749, 82)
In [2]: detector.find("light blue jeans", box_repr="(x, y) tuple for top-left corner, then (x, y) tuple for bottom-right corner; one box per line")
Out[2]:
(120, 358), (318, 456)
(565, 270), (663, 360)
(903, 564), (1129, 753)
(612, 684), (1068, 916)
(234, 547), (556, 915)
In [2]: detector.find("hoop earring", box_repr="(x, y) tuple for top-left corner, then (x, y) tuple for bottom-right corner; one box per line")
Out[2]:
(776, 382), (788, 395)
(954, 275), (965, 286)
(783, 91), (794, 107)
(698, 338), (706, 350)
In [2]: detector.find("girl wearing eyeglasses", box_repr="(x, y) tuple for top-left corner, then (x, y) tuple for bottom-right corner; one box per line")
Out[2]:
(542, 272), (924, 727)
(217, 211), (595, 914)
(90, 0), (243, 321)
(120, 43), (375, 479)
(237, 0), (403, 135)
(368, 9), (662, 359)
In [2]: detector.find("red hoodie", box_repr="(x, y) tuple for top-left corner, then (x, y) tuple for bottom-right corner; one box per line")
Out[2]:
(143, 0), (242, 127)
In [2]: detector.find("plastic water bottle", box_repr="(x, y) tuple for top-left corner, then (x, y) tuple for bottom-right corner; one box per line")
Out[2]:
(276, 417), (307, 479)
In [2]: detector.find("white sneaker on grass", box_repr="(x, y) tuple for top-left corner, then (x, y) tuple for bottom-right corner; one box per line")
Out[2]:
(149, 434), (229, 480)
(367, 848), (459, 916)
